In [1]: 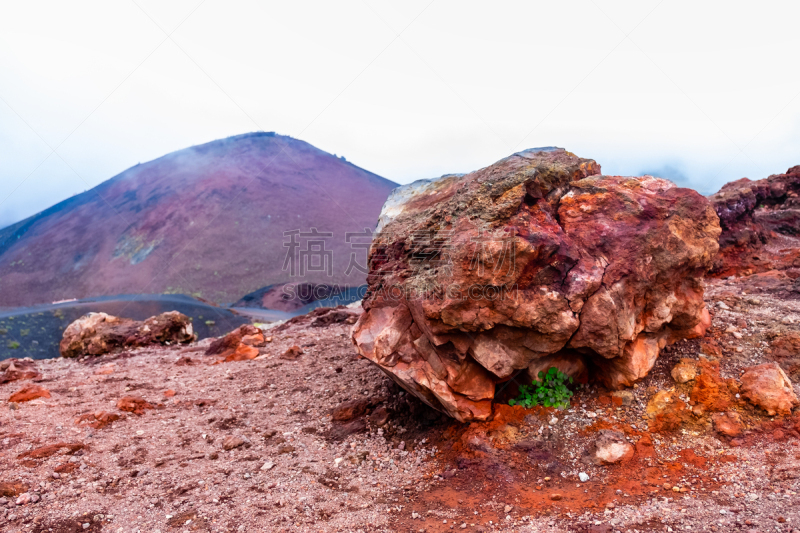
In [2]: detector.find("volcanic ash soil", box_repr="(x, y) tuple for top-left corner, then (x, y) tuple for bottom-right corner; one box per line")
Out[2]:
(2, 275), (800, 532)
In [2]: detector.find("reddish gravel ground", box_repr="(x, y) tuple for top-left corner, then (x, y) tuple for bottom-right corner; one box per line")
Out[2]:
(1, 275), (800, 533)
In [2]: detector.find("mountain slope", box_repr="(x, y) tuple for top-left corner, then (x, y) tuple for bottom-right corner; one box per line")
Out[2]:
(0, 132), (397, 307)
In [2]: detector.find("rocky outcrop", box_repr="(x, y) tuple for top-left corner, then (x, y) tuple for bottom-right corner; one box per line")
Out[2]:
(59, 311), (195, 358)
(352, 148), (720, 421)
(710, 165), (800, 277)
(740, 363), (799, 416)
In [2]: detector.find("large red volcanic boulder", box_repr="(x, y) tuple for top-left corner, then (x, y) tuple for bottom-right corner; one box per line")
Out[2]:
(710, 165), (800, 277)
(352, 148), (720, 422)
(59, 311), (195, 358)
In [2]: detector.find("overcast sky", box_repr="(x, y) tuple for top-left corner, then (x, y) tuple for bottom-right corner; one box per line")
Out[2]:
(1, 0), (799, 229)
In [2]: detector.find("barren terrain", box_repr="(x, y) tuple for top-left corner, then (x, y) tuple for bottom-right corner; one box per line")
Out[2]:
(1, 275), (800, 533)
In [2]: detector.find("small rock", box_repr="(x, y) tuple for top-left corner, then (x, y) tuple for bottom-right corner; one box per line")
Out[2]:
(579, 472), (590, 482)
(717, 301), (731, 310)
(671, 359), (698, 384)
(369, 405), (391, 427)
(332, 398), (370, 422)
(712, 411), (744, 438)
(280, 345), (302, 360)
(260, 462), (275, 471)
(117, 396), (154, 415)
(549, 417), (558, 425)
(549, 493), (562, 501)
(503, 505), (512, 513)
(222, 436), (245, 451)
(610, 390), (634, 406)
(584, 430), (634, 465)
(740, 363), (800, 416)
(8, 385), (51, 403)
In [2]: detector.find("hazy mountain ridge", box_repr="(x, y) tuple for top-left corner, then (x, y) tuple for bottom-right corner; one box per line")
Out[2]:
(0, 132), (397, 307)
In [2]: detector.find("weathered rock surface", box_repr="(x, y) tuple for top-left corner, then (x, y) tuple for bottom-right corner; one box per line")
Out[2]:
(712, 411), (744, 438)
(116, 396), (155, 415)
(770, 332), (800, 380)
(583, 430), (634, 465)
(59, 311), (195, 358)
(0, 358), (41, 384)
(740, 363), (799, 416)
(8, 385), (50, 403)
(352, 148), (720, 421)
(205, 324), (267, 363)
(710, 165), (800, 277)
(671, 359), (698, 384)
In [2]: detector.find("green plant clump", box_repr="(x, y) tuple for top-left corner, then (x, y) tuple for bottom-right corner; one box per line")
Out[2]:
(7, 340), (20, 349)
(509, 367), (574, 409)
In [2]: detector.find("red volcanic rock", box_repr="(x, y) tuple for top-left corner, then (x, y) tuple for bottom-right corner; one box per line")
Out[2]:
(59, 311), (195, 358)
(206, 324), (265, 363)
(117, 396), (155, 415)
(280, 345), (302, 360)
(0, 358), (41, 384)
(770, 332), (800, 380)
(75, 411), (121, 429)
(712, 412), (744, 438)
(740, 363), (799, 416)
(710, 165), (800, 277)
(0, 481), (28, 497)
(352, 148), (720, 421)
(0, 133), (397, 307)
(18, 442), (83, 460)
(331, 398), (370, 422)
(9, 384), (50, 403)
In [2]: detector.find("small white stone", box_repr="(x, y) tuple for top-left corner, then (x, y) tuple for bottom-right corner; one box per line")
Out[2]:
(260, 462), (275, 471)
(334, 457), (344, 466)
(579, 472), (590, 482)
(549, 417), (558, 425)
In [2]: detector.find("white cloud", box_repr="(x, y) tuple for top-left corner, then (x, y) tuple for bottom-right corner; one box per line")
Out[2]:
(1, 0), (799, 227)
